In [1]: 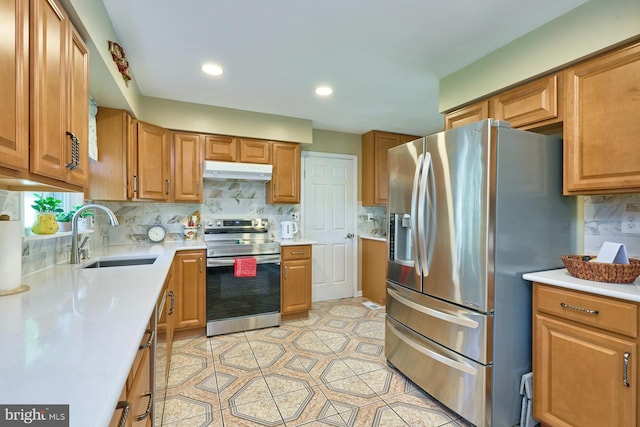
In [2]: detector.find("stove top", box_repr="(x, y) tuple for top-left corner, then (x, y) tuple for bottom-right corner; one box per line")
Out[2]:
(203, 218), (279, 257)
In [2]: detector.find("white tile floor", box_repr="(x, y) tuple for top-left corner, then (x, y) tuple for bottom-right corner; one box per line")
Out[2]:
(157, 297), (472, 426)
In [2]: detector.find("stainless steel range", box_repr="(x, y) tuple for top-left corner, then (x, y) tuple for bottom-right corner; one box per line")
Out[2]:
(203, 218), (281, 336)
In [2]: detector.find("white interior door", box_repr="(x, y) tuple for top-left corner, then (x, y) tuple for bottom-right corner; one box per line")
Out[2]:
(302, 152), (357, 302)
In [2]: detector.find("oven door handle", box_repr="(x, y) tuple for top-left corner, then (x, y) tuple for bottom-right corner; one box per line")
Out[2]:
(206, 254), (281, 267)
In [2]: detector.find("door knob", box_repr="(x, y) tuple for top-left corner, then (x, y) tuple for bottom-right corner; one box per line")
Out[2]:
(346, 233), (354, 238)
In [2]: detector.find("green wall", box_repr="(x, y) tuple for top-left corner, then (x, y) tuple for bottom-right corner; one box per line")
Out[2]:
(303, 129), (363, 200)
(439, 0), (640, 111)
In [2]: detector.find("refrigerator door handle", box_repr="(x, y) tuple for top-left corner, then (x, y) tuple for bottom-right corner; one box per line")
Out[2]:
(387, 288), (479, 329)
(410, 153), (424, 277)
(418, 152), (433, 276)
(387, 319), (478, 376)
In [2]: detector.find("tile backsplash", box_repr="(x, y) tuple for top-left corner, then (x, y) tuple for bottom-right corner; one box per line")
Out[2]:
(584, 194), (640, 257)
(96, 181), (299, 244)
(3, 188), (640, 276)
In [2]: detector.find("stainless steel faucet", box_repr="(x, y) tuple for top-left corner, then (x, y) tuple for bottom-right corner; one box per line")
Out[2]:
(70, 204), (119, 264)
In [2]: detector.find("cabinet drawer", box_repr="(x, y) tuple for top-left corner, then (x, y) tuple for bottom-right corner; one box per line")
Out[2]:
(535, 284), (638, 337)
(281, 245), (311, 260)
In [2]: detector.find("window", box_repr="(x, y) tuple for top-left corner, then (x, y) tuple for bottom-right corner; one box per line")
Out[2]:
(23, 192), (84, 230)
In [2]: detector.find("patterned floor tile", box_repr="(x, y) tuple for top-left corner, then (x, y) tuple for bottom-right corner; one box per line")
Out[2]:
(272, 385), (336, 426)
(162, 298), (468, 427)
(222, 396), (285, 426)
(338, 400), (409, 427)
(383, 390), (460, 426)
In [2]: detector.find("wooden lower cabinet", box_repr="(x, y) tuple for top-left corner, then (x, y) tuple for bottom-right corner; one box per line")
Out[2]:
(533, 283), (638, 427)
(361, 238), (387, 305)
(281, 245), (312, 321)
(109, 322), (154, 427)
(173, 250), (206, 331)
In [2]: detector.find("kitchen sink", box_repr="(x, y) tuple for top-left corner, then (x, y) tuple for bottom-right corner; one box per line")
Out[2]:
(82, 256), (158, 269)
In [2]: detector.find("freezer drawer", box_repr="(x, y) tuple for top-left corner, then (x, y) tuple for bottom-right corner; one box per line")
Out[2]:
(387, 281), (492, 364)
(386, 316), (490, 427)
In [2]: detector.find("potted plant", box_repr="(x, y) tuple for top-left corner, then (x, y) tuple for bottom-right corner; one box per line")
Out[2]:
(31, 194), (63, 234)
(56, 205), (95, 232)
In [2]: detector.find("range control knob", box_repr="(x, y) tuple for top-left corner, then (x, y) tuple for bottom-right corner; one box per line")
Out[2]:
(216, 220), (222, 227)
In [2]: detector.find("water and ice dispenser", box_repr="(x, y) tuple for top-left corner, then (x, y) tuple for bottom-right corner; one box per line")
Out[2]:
(389, 213), (414, 267)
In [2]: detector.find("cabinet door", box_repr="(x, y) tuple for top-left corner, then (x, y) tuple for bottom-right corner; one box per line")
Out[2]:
(564, 42), (640, 195)
(66, 26), (89, 186)
(534, 314), (636, 427)
(173, 132), (202, 202)
(174, 251), (206, 330)
(0, 0), (29, 171)
(361, 239), (387, 305)
(89, 108), (131, 200)
(282, 259), (311, 314)
(136, 122), (170, 201)
(128, 346), (153, 427)
(491, 73), (562, 130)
(239, 138), (271, 164)
(444, 100), (489, 130)
(30, 0), (69, 181)
(205, 135), (237, 161)
(267, 142), (300, 204)
(373, 133), (401, 206)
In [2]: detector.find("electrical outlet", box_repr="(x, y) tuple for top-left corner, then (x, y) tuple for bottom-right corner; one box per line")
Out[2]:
(291, 212), (300, 221)
(367, 213), (374, 222)
(622, 212), (640, 234)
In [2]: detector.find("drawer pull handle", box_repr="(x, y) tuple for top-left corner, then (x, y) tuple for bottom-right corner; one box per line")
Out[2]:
(115, 400), (130, 427)
(623, 352), (631, 387)
(139, 329), (155, 350)
(560, 302), (599, 315)
(290, 251), (305, 255)
(135, 391), (153, 421)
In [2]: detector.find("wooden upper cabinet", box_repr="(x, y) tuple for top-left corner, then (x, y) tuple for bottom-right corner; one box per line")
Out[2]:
(0, 0), (29, 172)
(88, 107), (132, 201)
(173, 132), (203, 202)
(136, 121), (171, 201)
(30, 0), (89, 186)
(205, 135), (271, 164)
(66, 26), (90, 186)
(491, 73), (562, 130)
(564, 41), (640, 195)
(444, 100), (490, 130)
(267, 142), (300, 204)
(362, 130), (420, 206)
(205, 135), (237, 161)
(238, 138), (271, 164)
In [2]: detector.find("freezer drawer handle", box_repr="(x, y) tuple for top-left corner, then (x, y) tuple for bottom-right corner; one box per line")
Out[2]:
(623, 352), (631, 387)
(560, 302), (599, 315)
(388, 288), (479, 329)
(388, 319), (477, 375)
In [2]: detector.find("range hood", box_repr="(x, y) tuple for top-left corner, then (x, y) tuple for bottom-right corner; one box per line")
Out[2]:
(203, 160), (273, 182)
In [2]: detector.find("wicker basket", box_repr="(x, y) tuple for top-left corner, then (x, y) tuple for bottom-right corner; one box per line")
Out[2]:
(561, 255), (640, 284)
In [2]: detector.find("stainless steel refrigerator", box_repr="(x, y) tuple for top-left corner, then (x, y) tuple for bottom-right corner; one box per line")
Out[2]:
(385, 119), (575, 427)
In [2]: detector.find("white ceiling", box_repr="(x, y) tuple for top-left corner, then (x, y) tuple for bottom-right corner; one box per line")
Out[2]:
(101, 0), (586, 137)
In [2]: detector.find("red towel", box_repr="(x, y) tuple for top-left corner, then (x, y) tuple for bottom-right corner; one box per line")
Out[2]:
(234, 257), (257, 277)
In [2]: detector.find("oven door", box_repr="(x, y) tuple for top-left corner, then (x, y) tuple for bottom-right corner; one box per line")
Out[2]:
(206, 254), (281, 324)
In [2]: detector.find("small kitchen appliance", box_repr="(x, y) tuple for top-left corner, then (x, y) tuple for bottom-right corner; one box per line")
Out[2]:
(203, 218), (281, 336)
(280, 221), (298, 239)
(386, 119), (576, 427)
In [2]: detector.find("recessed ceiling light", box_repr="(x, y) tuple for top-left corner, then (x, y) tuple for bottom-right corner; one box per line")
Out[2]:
(202, 64), (223, 76)
(315, 86), (333, 96)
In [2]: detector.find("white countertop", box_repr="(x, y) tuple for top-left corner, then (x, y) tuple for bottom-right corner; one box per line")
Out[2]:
(276, 238), (318, 246)
(523, 268), (640, 302)
(0, 240), (206, 427)
(359, 234), (387, 242)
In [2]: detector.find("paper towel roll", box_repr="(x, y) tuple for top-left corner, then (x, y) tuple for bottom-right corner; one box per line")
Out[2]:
(0, 221), (22, 291)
